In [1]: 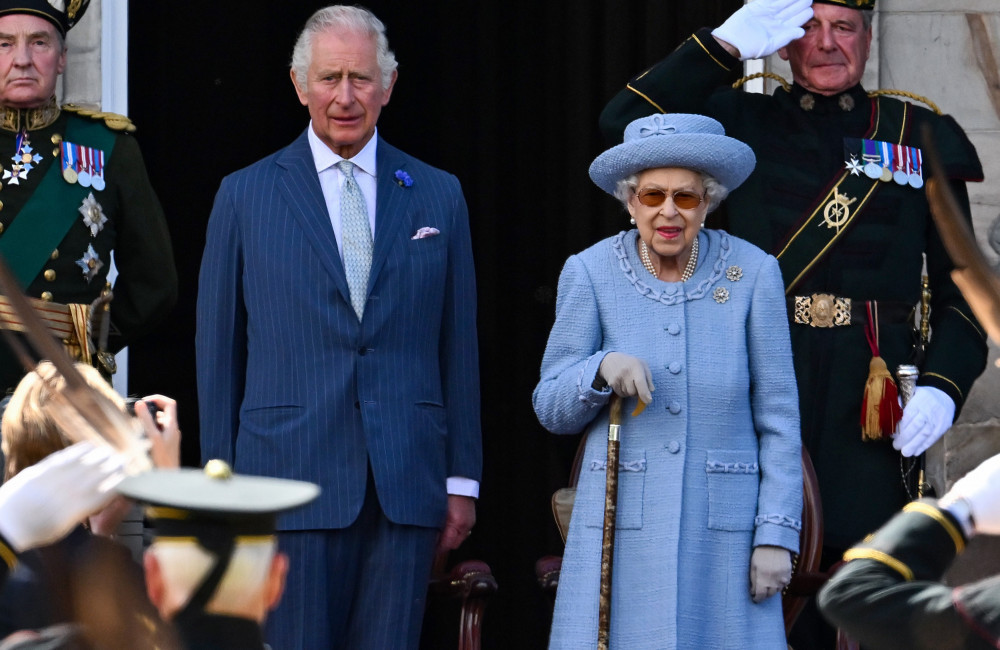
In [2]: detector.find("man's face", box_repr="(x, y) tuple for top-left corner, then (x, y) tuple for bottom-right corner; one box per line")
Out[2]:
(778, 4), (871, 96)
(290, 28), (396, 159)
(0, 14), (65, 109)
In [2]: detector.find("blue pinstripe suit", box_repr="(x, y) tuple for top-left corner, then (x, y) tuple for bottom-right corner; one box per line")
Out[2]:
(196, 130), (482, 647)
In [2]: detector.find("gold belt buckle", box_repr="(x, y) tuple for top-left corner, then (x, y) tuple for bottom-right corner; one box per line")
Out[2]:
(794, 294), (852, 327)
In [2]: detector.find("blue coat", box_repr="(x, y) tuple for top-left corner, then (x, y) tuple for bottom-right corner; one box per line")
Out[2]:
(533, 229), (802, 649)
(196, 132), (482, 531)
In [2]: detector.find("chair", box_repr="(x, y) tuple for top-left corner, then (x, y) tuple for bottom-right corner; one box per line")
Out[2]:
(535, 443), (824, 638)
(427, 550), (499, 650)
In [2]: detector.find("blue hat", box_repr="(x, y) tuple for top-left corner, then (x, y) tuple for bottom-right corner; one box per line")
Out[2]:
(589, 113), (756, 196)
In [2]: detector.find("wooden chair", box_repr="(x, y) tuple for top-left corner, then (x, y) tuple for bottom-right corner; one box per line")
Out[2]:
(535, 444), (825, 639)
(427, 550), (498, 650)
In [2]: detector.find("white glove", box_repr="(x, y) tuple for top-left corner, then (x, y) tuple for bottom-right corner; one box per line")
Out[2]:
(941, 453), (1000, 536)
(598, 352), (654, 405)
(0, 442), (126, 552)
(750, 545), (792, 603)
(894, 386), (955, 457)
(712, 0), (814, 61)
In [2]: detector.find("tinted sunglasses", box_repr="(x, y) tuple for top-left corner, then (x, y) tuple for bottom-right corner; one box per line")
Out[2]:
(635, 188), (705, 210)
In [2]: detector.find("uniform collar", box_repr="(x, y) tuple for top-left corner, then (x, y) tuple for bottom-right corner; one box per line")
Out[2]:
(789, 83), (868, 115)
(0, 96), (60, 132)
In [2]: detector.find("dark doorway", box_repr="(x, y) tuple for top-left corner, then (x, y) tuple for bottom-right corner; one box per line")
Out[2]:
(127, 1), (738, 647)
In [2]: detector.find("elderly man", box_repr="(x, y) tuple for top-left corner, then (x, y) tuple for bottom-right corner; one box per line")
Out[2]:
(196, 5), (482, 649)
(0, 0), (177, 395)
(600, 0), (987, 647)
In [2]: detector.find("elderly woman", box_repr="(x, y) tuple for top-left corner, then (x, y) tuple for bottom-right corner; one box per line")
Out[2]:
(533, 113), (802, 649)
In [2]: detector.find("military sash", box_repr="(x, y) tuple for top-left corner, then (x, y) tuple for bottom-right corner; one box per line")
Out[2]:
(0, 115), (116, 288)
(775, 97), (912, 294)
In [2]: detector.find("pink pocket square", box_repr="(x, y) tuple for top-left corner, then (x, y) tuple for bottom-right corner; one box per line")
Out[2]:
(411, 227), (440, 240)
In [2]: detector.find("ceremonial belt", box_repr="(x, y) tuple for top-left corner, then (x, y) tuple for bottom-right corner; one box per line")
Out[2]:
(774, 97), (911, 295)
(789, 294), (913, 328)
(0, 115), (117, 288)
(0, 294), (92, 364)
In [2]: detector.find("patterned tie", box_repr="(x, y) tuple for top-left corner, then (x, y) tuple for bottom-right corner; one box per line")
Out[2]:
(337, 160), (373, 319)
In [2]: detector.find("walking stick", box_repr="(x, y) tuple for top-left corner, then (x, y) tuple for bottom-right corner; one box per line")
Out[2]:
(897, 364), (924, 497)
(597, 394), (622, 650)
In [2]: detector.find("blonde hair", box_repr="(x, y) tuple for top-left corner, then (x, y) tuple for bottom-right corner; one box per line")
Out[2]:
(1, 362), (123, 481)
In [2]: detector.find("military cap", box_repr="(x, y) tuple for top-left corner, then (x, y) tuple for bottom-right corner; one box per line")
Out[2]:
(0, 0), (91, 36)
(812, 0), (875, 10)
(117, 460), (320, 542)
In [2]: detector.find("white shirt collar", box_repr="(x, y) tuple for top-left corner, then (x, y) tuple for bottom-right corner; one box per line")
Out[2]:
(306, 122), (379, 178)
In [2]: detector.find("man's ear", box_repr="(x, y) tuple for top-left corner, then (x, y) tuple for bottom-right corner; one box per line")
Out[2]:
(143, 551), (167, 616)
(265, 551), (290, 613)
(290, 68), (308, 107)
(777, 46), (790, 62)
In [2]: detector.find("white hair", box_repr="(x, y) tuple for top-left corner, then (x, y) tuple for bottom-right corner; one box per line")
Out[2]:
(290, 5), (398, 89)
(149, 537), (277, 615)
(613, 172), (729, 213)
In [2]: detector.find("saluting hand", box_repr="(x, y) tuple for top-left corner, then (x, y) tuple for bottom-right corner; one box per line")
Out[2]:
(712, 0), (814, 61)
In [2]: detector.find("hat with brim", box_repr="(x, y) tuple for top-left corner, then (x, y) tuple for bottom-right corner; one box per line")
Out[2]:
(0, 0), (91, 36)
(813, 0), (874, 10)
(589, 113), (756, 196)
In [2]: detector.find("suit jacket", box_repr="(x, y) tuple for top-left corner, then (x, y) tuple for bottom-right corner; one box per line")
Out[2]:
(196, 131), (482, 530)
(818, 499), (1000, 650)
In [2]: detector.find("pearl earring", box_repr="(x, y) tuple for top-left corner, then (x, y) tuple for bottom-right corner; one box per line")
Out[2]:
(630, 217), (636, 225)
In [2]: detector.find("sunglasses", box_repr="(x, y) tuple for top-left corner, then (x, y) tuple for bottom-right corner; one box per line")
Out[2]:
(635, 188), (705, 210)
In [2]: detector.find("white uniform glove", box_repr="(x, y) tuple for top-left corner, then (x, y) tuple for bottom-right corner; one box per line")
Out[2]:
(940, 453), (1000, 536)
(894, 386), (955, 457)
(598, 352), (654, 405)
(711, 0), (814, 61)
(750, 545), (792, 603)
(0, 442), (126, 552)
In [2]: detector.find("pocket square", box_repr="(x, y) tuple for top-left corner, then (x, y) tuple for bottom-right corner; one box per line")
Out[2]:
(411, 227), (440, 240)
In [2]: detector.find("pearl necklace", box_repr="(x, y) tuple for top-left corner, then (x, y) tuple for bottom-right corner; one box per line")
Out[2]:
(640, 235), (699, 282)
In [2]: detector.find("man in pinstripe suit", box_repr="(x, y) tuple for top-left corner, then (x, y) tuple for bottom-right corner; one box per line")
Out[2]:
(195, 6), (482, 649)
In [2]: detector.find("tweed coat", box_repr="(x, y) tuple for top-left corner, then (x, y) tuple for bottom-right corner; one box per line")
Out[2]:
(534, 228), (802, 649)
(599, 29), (988, 548)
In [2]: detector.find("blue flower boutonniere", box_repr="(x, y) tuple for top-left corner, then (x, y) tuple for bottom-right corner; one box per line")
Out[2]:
(394, 169), (414, 188)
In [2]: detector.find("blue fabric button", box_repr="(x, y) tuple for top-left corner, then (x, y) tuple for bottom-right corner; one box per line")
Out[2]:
(668, 361), (682, 374)
(666, 440), (681, 454)
(668, 402), (681, 414)
(666, 323), (681, 335)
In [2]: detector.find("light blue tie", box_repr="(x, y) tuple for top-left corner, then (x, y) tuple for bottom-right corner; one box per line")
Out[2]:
(337, 160), (373, 319)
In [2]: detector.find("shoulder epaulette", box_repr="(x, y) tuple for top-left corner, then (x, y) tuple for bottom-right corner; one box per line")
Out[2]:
(61, 103), (137, 133)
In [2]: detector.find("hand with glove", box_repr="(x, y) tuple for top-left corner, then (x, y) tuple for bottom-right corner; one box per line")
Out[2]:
(0, 442), (126, 552)
(712, 0), (814, 61)
(939, 453), (1000, 537)
(750, 545), (792, 603)
(597, 352), (654, 405)
(893, 386), (955, 457)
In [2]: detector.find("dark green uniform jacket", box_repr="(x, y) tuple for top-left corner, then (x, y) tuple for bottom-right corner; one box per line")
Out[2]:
(601, 28), (988, 547)
(0, 100), (177, 394)
(818, 499), (1000, 650)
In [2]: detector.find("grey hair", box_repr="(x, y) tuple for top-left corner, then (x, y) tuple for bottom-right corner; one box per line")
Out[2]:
(613, 172), (729, 214)
(290, 5), (398, 90)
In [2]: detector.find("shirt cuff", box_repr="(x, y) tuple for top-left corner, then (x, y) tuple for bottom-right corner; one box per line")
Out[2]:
(447, 476), (480, 499)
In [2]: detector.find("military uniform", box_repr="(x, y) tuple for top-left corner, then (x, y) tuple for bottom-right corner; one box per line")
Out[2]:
(818, 499), (1000, 649)
(600, 28), (988, 550)
(0, 99), (177, 393)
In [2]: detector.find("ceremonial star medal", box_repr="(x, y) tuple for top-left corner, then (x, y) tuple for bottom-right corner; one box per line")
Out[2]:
(79, 192), (107, 236)
(75, 244), (104, 282)
(821, 187), (857, 232)
(5, 130), (41, 185)
(2, 163), (27, 185)
(844, 155), (863, 176)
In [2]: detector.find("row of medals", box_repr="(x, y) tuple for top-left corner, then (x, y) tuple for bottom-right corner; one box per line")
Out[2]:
(0, 131), (105, 193)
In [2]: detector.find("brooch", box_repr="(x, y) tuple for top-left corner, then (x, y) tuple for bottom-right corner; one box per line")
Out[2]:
(394, 169), (413, 188)
(725, 266), (743, 282)
(713, 287), (730, 304)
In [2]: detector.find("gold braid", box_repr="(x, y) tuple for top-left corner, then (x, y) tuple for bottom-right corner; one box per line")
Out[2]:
(731, 72), (943, 115)
(732, 72), (791, 92)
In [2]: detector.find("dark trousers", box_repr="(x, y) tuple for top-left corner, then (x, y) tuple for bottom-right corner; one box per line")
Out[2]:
(265, 472), (439, 650)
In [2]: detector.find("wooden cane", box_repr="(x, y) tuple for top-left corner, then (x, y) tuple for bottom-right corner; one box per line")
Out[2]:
(597, 394), (623, 650)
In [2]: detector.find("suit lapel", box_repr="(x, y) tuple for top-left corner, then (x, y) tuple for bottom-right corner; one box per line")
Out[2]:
(276, 131), (352, 306)
(371, 138), (413, 283)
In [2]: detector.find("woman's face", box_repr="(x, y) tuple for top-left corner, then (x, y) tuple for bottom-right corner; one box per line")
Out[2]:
(627, 167), (706, 266)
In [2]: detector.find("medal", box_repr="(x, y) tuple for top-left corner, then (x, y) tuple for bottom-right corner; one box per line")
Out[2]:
(8, 129), (41, 182)
(892, 144), (909, 185)
(61, 141), (107, 189)
(862, 139), (882, 179)
(878, 141), (893, 183)
(90, 148), (106, 191)
(908, 147), (924, 188)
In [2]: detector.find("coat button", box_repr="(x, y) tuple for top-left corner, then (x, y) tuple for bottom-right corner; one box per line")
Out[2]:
(44, 269), (56, 282)
(666, 440), (681, 454)
(354, 401), (361, 410)
(668, 361), (682, 374)
(40, 292), (53, 301)
(668, 402), (681, 414)
(665, 323), (681, 335)
(358, 347), (368, 356)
